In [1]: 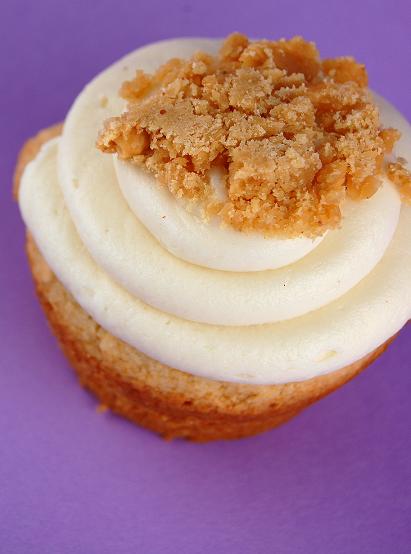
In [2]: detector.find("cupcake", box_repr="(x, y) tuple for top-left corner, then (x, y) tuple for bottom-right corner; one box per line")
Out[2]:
(16, 34), (411, 441)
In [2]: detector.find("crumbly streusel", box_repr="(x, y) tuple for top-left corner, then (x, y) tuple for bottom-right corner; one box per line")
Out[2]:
(97, 33), (411, 237)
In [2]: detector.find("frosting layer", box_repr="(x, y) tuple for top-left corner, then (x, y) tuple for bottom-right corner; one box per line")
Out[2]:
(56, 39), (401, 326)
(19, 139), (411, 384)
(18, 38), (411, 384)
(115, 158), (324, 272)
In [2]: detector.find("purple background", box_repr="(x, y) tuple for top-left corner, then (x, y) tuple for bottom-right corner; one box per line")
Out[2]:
(1, 1), (410, 552)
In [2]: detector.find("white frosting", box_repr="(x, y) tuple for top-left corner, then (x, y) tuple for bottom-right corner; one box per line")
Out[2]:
(115, 158), (324, 272)
(55, 38), (401, 326)
(19, 139), (411, 384)
(41, 134), (405, 327)
(18, 38), (411, 384)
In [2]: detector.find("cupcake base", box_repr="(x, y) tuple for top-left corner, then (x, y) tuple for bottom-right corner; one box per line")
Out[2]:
(18, 127), (395, 441)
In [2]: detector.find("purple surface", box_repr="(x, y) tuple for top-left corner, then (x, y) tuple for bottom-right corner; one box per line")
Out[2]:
(1, 1), (410, 552)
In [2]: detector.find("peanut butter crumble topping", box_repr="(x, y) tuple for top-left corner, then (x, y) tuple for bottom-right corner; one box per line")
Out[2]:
(97, 33), (409, 237)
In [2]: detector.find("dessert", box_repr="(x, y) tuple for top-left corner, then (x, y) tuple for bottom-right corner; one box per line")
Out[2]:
(16, 35), (411, 441)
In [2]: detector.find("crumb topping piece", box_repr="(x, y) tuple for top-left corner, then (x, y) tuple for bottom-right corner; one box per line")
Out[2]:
(97, 33), (407, 237)
(387, 159), (411, 203)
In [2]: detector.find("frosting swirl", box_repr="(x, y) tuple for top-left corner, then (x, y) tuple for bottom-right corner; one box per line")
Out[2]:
(19, 39), (411, 384)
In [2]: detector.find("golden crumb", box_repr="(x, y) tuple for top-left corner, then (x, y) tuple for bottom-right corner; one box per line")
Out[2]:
(97, 34), (405, 237)
(387, 159), (411, 203)
(99, 95), (109, 108)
